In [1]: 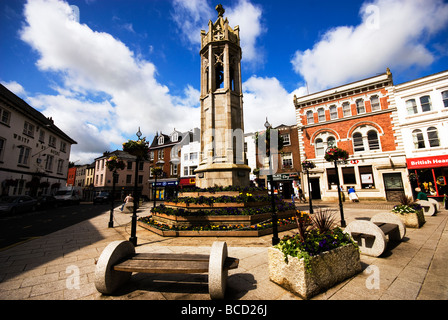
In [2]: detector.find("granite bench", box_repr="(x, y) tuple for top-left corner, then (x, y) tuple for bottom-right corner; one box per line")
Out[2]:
(417, 199), (438, 216)
(94, 240), (238, 299)
(344, 212), (406, 257)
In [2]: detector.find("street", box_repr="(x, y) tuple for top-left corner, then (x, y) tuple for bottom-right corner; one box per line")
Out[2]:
(0, 202), (111, 251)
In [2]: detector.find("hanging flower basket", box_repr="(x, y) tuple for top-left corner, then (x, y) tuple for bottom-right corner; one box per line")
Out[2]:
(324, 147), (349, 163)
(106, 156), (126, 171)
(122, 138), (150, 160)
(301, 160), (316, 170)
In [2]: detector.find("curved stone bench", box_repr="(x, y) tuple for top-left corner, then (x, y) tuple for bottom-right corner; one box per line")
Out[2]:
(94, 240), (238, 299)
(427, 198), (440, 212)
(344, 212), (406, 257)
(416, 200), (436, 216)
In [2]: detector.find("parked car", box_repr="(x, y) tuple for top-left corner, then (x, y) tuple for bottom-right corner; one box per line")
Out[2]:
(36, 195), (59, 209)
(0, 196), (38, 215)
(93, 192), (112, 204)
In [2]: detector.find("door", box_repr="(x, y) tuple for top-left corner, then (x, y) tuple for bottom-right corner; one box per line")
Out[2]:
(383, 173), (404, 201)
(310, 178), (321, 200)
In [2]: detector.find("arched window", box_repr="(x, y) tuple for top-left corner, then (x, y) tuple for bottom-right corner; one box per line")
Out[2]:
(353, 132), (364, 152)
(327, 136), (336, 148)
(306, 110), (314, 124)
(317, 108), (325, 122)
(315, 138), (324, 156)
(412, 129), (425, 149)
(352, 126), (381, 153)
(367, 130), (380, 150)
(314, 132), (337, 157)
(427, 127), (440, 147)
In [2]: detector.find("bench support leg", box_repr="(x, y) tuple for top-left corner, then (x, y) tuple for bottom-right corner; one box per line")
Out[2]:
(208, 241), (228, 300)
(95, 240), (135, 295)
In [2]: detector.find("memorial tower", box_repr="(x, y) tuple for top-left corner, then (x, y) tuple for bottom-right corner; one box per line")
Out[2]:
(195, 4), (251, 188)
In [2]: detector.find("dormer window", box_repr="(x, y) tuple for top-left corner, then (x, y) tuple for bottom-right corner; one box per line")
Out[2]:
(172, 132), (178, 142)
(158, 135), (164, 145)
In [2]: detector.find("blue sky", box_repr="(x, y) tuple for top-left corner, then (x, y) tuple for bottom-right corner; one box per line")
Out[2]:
(1, 0), (448, 164)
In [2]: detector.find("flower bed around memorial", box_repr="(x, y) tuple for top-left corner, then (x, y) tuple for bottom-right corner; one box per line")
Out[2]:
(138, 186), (297, 237)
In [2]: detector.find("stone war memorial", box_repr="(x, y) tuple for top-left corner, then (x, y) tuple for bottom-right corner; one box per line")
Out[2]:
(138, 5), (297, 237)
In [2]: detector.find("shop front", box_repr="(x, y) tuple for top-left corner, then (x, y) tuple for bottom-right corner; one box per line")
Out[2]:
(150, 179), (179, 200)
(406, 155), (448, 200)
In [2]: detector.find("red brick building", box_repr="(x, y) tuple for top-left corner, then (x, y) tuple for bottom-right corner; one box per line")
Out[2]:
(294, 69), (411, 201)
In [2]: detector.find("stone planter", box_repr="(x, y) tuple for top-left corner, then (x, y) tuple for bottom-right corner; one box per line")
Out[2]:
(392, 209), (425, 228)
(268, 244), (361, 299)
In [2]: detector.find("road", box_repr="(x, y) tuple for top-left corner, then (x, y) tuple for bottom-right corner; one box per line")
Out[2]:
(0, 202), (111, 251)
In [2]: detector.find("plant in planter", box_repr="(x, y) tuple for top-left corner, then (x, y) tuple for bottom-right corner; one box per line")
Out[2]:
(391, 195), (425, 228)
(269, 208), (361, 299)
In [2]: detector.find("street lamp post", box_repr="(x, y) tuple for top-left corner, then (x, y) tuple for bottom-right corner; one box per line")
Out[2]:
(108, 171), (118, 228)
(129, 128), (143, 246)
(333, 160), (346, 227)
(306, 169), (314, 214)
(325, 146), (347, 228)
(264, 118), (279, 246)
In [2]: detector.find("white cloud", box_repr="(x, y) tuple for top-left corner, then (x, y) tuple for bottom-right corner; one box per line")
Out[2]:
(242, 76), (307, 133)
(19, 0), (200, 164)
(291, 0), (448, 92)
(226, 0), (266, 66)
(171, 0), (265, 66)
(1, 81), (27, 96)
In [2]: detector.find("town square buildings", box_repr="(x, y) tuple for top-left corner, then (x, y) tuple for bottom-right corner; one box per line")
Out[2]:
(294, 68), (447, 202)
(0, 84), (77, 197)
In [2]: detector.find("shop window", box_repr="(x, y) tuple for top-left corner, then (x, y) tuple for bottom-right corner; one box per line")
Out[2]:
(359, 165), (375, 189)
(306, 110), (314, 124)
(342, 167), (356, 185)
(412, 129), (425, 149)
(442, 91), (448, 108)
(326, 168), (338, 189)
(420, 95), (432, 112)
(329, 105), (338, 119)
(370, 95), (380, 111)
(406, 99), (418, 115)
(342, 102), (351, 117)
(427, 127), (440, 147)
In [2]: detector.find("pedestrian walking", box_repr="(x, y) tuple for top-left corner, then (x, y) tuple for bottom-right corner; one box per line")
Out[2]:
(121, 193), (133, 211)
(348, 186), (359, 202)
(298, 187), (307, 203)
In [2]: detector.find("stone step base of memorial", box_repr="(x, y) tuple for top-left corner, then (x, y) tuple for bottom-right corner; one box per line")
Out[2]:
(138, 220), (297, 237)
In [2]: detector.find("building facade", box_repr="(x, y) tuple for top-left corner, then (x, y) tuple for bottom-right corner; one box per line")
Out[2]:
(254, 123), (302, 198)
(0, 84), (77, 196)
(93, 150), (151, 200)
(148, 130), (182, 200)
(394, 70), (448, 200)
(294, 69), (410, 201)
(179, 128), (200, 189)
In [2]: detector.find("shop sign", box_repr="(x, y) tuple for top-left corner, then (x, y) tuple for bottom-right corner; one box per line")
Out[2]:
(153, 181), (179, 187)
(406, 155), (448, 169)
(272, 173), (299, 181)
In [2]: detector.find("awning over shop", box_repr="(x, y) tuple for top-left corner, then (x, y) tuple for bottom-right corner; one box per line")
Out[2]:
(406, 155), (448, 169)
